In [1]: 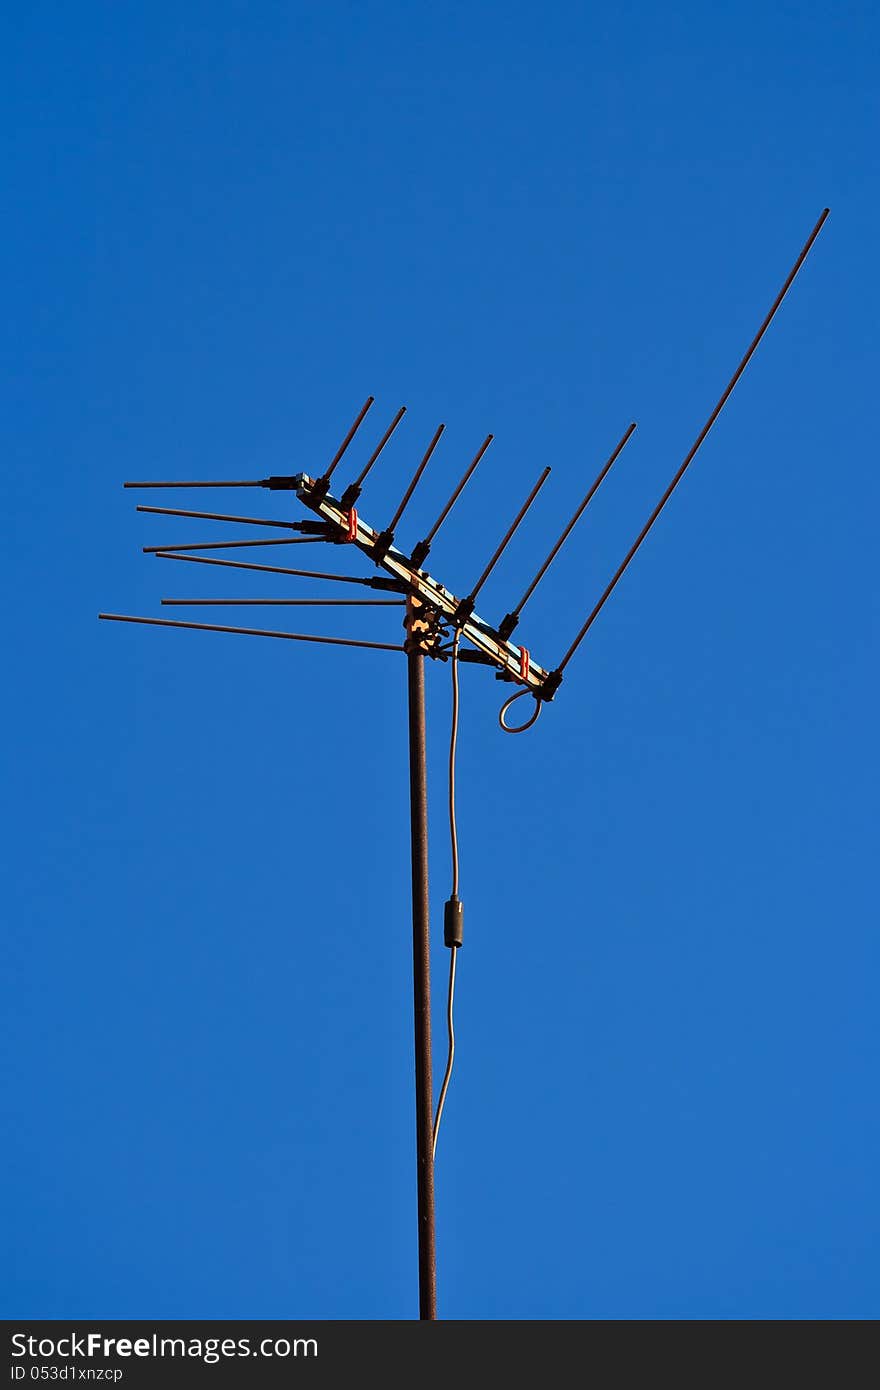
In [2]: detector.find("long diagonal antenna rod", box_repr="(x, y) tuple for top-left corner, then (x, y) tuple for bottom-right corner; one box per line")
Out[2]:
(551, 207), (830, 685)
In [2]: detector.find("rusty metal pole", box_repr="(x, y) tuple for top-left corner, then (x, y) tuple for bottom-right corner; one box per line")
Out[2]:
(405, 597), (437, 1319)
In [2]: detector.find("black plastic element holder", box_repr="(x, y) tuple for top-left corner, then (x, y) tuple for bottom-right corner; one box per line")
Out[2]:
(367, 575), (409, 594)
(457, 650), (497, 666)
(371, 528), (395, 563)
(539, 669), (563, 701)
(339, 482), (362, 510)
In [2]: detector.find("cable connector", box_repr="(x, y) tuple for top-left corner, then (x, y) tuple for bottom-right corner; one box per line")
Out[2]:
(443, 895), (464, 948)
(498, 611), (518, 640)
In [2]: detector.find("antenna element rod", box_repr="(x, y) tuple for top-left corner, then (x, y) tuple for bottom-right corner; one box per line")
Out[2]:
(160, 598), (404, 607)
(125, 480), (264, 488)
(144, 537), (322, 554)
(322, 396), (375, 482)
(153, 551), (398, 588)
(467, 466), (552, 605)
(501, 423), (636, 636)
(136, 505), (307, 530)
(386, 424), (445, 535)
(411, 435), (493, 565)
(98, 613), (402, 651)
(556, 208), (830, 675)
(342, 406), (406, 503)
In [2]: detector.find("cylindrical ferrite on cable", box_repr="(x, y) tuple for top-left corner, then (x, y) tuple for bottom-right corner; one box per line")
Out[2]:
(444, 895), (464, 948)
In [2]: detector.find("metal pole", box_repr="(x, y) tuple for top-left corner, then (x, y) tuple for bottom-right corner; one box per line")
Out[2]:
(406, 599), (437, 1320)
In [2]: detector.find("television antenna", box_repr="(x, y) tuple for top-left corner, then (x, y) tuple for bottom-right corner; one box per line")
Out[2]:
(100, 209), (828, 1318)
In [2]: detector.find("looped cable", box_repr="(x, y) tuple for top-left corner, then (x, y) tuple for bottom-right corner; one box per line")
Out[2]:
(498, 686), (542, 734)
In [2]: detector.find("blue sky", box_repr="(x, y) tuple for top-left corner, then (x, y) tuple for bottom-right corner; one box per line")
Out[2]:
(2, 2), (877, 1319)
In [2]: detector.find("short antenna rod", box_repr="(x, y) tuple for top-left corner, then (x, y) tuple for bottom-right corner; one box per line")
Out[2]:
(143, 537), (323, 554)
(387, 425), (445, 534)
(340, 406), (407, 508)
(152, 550), (403, 590)
(455, 467), (552, 623)
(314, 396), (375, 498)
(411, 435), (493, 566)
(499, 423), (636, 639)
(125, 478), (265, 489)
(160, 598), (405, 607)
(98, 613), (402, 650)
(372, 424), (446, 562)
(136, 505), (313, 530)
